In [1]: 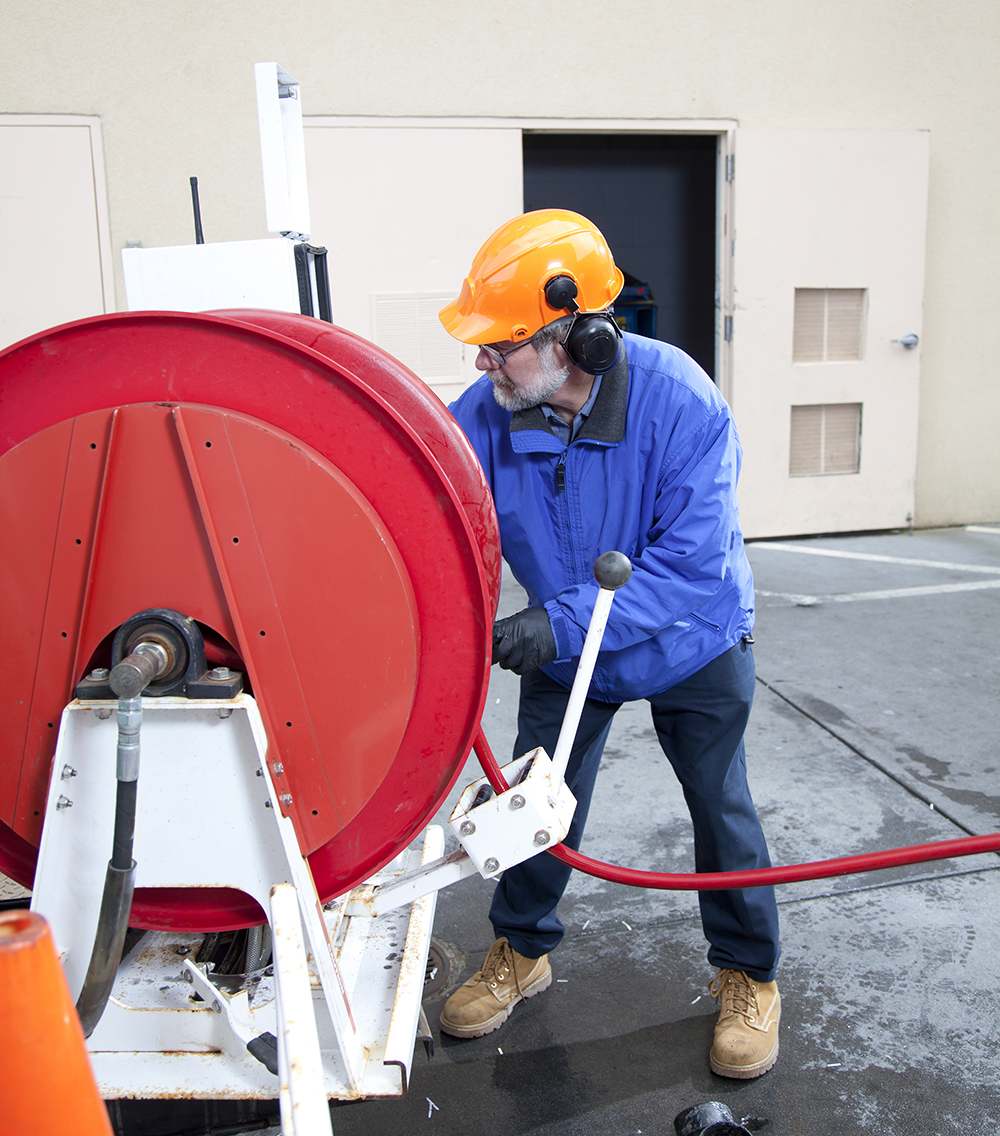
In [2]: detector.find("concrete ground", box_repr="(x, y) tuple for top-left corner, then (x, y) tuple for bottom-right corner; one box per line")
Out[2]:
(9, 525), (1000, 1135)
(334, 524), (1000, 1136)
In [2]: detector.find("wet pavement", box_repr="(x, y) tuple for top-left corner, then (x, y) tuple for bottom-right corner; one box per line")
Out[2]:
(334, 524), (1000, 1136)
(9, 525), (1000, 1135)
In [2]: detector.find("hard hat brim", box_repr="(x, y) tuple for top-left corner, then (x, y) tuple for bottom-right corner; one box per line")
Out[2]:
(438, 299), (499, 345)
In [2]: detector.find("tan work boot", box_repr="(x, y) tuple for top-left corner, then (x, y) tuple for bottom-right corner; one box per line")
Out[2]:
(709, 968), (780, 1079)
(439, 937), (552, 1038)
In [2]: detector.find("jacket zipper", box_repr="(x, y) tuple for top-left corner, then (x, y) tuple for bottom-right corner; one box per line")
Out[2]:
(558, 450), (581, 582)
(691, 611), (722, 632)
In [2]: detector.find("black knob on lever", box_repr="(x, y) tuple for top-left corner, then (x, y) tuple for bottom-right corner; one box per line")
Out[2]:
(594, 551), (632, 591)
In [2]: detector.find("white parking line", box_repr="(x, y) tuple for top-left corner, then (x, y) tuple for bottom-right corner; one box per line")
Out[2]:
(757, 579), (1000, 605)
(749, 542), (1000, 575)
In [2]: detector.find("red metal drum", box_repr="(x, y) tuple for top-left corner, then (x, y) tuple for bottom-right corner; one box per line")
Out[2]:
(0, 311), (499, 930)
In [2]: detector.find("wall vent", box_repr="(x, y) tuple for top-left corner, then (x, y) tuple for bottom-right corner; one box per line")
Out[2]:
(793, 288), (866, 362)
(790, 403), (862, 476)
(371, 292), (463, 386)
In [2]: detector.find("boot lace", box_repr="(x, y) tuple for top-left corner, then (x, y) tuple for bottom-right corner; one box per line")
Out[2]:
(475, 938), (526, 998)
(710, 969), (759, 1023)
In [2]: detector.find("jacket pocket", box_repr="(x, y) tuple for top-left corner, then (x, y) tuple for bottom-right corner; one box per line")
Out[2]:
(690, 611), (722, 633)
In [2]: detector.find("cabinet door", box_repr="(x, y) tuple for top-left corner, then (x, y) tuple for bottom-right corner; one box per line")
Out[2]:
(0, 119), (113, 351)
(305, 123), (523, 403)
(731, 129), (929, 538)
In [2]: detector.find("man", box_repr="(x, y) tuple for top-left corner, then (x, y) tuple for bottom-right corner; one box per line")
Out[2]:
(437, 209), (781, 1079)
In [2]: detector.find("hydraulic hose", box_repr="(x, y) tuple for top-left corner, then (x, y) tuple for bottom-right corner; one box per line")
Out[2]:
(76, 638), (173, 1036)
(472, 728), (1000, 891)
(75, 692), (142, 1036)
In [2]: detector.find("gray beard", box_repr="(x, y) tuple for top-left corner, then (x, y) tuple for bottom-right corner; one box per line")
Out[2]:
(490, 344), (571, 412)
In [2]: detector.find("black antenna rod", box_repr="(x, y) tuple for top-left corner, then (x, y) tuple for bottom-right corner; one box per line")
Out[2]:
(189, 176), (205, 244)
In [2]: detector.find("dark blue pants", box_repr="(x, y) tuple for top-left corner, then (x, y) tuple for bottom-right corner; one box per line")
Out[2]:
(489, 640), (780, 982)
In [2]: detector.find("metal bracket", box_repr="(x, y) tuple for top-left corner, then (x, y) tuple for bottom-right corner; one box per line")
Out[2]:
(182, 959), (259, 1061)
(450, 748), (575, 877)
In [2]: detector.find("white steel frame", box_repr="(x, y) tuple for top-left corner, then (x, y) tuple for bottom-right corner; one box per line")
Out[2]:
(29, 575), (626, 1130)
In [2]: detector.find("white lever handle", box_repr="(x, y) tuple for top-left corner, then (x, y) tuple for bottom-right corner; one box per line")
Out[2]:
(550, 552), (631, 786)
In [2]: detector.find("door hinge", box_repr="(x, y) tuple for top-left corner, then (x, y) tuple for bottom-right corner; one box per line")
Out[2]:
(725, 154), (735, 181)
(724, 315), (733, 341)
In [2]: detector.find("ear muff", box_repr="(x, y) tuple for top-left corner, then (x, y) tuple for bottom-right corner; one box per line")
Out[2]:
(544, 275), (622, 375)
(562, 313), (623, 375)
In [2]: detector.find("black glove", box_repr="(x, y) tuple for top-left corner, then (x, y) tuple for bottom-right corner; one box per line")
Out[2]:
(492, 607), (557, 675)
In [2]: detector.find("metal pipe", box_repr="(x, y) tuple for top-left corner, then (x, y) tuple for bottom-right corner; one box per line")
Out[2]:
(190, 176), (205, 244)
(110, 642), (168, 702)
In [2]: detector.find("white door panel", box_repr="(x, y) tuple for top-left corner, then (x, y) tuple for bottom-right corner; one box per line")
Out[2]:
(304, 124), (523, 401)
(732, 129), (929, 538)
(0, 119), (113, 351)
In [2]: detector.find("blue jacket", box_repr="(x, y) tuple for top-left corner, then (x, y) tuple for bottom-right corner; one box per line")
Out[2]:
(449, 333), (755, 702)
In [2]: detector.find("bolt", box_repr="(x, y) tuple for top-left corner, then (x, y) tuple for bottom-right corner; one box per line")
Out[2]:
(483, 857), (500, 874)
(533, 830), (550, 847)
(264, 800), (272, 809)
(281, 793), (293, 807)
(89, 668), (110, 680)
(60, 765), (77, 780)
(509, 794), (526, 810)
(210, 666), (232, 680)
(273, 762), (284, 775)
(459, 819), (476, 837)
(94, 707), (113, 720)
(217, 707), (233, 719)
(56, 795), (73, 810)
(175, 946), (190, 956)
(212, 1000), (221, 1013)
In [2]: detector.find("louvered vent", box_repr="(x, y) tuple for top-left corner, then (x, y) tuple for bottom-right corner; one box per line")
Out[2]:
(790, 403), (862, 476)
(793, 288), (866, 362)
(371, 292), (463, 386)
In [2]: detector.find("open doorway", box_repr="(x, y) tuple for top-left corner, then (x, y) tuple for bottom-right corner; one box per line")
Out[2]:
(522, 133), (718, 377)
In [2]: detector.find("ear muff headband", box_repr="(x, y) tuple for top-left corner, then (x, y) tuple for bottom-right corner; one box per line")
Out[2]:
(544, 275), (622, 375)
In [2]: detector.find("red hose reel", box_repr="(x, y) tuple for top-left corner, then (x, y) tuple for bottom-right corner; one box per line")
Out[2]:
(0, 310), (499, 930)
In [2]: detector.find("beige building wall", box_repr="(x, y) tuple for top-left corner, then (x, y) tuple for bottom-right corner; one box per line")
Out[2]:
(0, 0), (997, 527)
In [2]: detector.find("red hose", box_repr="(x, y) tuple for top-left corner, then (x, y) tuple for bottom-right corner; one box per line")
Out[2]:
(472, 728), (1000, 891)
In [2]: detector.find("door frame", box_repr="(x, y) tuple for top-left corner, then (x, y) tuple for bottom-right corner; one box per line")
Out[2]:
(307, 116), (737, 398)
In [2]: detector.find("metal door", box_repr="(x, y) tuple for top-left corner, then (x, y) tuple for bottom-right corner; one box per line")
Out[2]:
(0, 118), (114, 350)
(730, 129), (930, 538)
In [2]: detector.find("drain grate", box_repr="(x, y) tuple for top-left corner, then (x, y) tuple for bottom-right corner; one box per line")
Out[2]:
(423, 938), (453, 999)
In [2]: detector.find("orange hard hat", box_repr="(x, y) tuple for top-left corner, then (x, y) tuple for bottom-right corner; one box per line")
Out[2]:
(439, 209), (625, 345)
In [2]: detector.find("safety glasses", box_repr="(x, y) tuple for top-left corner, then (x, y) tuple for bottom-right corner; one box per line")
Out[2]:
(479, 334), (539, 366)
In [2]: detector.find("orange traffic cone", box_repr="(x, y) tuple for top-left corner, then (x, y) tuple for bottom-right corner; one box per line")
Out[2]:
(0, 909), (114, 1135)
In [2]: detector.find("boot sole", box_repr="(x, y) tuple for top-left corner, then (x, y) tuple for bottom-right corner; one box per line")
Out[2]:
(710, 1040), (778, 1080)
(438, 966), (552, 1039)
